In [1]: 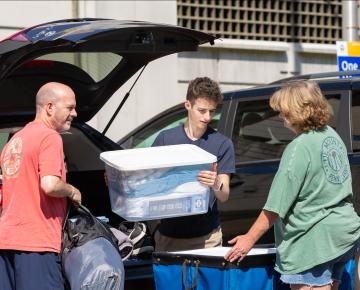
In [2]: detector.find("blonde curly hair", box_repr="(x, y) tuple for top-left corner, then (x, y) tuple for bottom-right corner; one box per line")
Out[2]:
(270, 79), (331, 133)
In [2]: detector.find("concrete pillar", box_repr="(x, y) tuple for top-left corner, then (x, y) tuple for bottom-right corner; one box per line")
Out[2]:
(286, 43), (300, 77)
(342, 0), (359, 41)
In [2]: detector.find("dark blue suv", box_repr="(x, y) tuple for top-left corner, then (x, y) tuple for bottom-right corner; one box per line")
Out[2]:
(116, 71), (360, 288)
(119, 71), (360, 246)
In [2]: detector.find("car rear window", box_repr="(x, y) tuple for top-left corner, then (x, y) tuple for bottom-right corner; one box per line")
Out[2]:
(36, 52), (122, 82)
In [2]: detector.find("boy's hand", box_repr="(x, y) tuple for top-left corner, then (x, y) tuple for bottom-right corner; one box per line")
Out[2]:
(198, 162), (218, 188)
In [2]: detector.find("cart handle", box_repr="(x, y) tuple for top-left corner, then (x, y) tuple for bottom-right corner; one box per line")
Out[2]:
(182, 259), (200, 290)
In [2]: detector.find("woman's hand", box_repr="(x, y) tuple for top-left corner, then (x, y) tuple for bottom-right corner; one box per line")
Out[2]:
(224, 234), (256, 262)
(225, 210), (278, 263)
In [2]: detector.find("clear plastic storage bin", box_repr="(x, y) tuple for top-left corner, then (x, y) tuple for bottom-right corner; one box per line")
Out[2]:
(100, 144), (217, 221)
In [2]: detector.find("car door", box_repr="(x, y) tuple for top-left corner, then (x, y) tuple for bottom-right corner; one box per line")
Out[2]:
(219, 90), (293, 243)
(349, 81), (360, 215)
(219, 84), (344, 244)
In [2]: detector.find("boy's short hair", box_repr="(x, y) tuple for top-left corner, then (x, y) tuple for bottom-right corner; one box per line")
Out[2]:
(270, 79), (331, 133)
(186, 77), (223, 104)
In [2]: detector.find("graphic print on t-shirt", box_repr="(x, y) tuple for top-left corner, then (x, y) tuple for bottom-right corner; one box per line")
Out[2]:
(3, 136), (23, 178)
(321, 136), (349, 184)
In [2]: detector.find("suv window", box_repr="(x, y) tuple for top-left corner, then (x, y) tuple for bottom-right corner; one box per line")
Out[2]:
(129, 107), (222, 149)
(352, 93), (360, 152)
(132, 111), (188, 148)
(232, 95), (340, 163)
(0, 128), (23, 176)
(327, 94), (340, 129)
(0, 132), (9, 151)
(232, 99), (295, 163)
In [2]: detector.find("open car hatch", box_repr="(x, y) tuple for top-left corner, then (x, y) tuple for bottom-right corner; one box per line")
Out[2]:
(0, 18), (215, 124)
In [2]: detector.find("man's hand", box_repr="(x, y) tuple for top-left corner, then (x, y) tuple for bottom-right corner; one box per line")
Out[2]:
(69, 185), (82, 205)
(224, 234), (256, 263)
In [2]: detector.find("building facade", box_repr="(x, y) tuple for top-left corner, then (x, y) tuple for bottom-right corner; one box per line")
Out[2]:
(0, 0), (348, 141)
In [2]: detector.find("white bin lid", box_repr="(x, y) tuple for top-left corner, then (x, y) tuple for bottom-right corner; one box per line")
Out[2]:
(100, 144), (217, 171)
(172, 247), (276, 256)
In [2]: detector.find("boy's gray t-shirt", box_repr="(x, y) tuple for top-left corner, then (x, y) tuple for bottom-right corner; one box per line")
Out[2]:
(264, 126), (360, 274)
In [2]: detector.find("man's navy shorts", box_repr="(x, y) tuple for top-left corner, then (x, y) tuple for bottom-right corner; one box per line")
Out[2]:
(0, 250), (64, 290)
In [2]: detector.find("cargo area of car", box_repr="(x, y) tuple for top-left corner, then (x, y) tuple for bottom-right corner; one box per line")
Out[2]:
(59, 124), (158, 288)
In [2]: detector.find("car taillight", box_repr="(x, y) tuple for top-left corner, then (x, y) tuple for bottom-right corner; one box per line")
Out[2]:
(1, 31), (29, 42)
(21, 59), (54, 68)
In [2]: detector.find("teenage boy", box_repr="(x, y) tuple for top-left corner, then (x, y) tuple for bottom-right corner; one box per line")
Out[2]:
(153, 77), (235, 251)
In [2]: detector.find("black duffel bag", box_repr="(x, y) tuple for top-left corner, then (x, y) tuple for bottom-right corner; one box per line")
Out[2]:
(61, 204), (125, 290)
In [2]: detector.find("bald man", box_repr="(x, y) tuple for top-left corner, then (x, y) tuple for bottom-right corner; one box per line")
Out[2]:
(0, 82), (81, 290)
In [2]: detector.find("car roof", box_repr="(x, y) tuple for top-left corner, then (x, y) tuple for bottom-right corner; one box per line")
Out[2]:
(0, 18), (215, 125)
(223, 74), (360, 101)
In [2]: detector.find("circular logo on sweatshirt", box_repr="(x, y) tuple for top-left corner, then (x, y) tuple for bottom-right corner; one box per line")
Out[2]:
(321, 137), (349, 184)
(3, 136), (23, 178)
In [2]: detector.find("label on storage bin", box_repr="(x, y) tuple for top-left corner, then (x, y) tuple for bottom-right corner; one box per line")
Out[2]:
(148, 194), (206, 217)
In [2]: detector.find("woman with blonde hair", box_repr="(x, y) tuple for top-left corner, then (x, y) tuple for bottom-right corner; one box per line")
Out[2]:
(225, 80), (360, 290)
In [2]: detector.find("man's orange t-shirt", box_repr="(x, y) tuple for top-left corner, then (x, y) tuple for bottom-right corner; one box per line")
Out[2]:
(0, 121), (67, 253)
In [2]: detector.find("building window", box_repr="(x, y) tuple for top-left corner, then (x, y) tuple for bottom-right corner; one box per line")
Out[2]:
(177, 0), (342, 44)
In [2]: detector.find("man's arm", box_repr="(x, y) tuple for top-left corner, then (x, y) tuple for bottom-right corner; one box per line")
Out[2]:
(41, 175), (81, 204)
